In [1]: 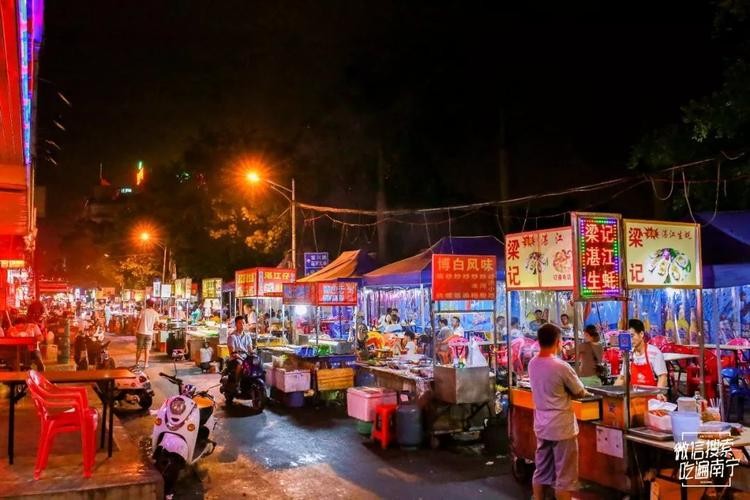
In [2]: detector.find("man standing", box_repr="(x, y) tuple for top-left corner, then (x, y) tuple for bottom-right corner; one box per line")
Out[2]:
(529, 324), (590, 500)
(135, 299), (159, 368)
(615, 319), (668, 390)
(450, 316), (465, 337)
(104, 302), (112, 332)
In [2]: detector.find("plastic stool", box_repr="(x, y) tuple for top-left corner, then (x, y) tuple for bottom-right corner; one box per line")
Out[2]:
(371, 404), (397, 449)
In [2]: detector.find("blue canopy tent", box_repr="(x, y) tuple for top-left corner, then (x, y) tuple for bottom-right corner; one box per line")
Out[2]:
(696, 211), (750, 342)
(362, 236), (506, 332)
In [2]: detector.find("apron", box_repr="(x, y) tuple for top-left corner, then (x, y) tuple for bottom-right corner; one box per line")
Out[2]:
(630, 346), (657, 386)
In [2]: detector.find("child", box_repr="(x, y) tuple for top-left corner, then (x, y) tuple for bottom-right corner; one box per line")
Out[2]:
(199, 341), (213, 373)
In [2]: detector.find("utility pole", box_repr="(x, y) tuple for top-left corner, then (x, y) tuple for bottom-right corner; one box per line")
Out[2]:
(291, 178), (297, 275)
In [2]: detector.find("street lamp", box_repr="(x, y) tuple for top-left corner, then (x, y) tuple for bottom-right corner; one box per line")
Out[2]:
(246, 171), (297, 275)
(138, 231), (168, 283)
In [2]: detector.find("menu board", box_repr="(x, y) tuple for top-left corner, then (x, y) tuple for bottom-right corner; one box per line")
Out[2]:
(432, 254), (496, 301)
(572, 212), (626, 301)
(315, 281), (358, 306)
(256, 268), (295, 297)
(282, 282), (317, 305)
(623, 220), (702, 288)
(235, 269), (257, 298)
(505, 227), (573, 290)
(202, 278), (222, 299)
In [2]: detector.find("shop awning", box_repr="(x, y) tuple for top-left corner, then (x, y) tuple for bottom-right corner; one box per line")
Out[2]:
(296, 250), (378, 283)
(363, 236), (506, 287)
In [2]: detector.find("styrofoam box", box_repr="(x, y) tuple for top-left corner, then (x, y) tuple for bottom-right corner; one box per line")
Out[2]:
(346, 387), (397, 422)
(263, 363), (274, 387)
(645, 411), (672, 432)
(274, 368), (311, 393)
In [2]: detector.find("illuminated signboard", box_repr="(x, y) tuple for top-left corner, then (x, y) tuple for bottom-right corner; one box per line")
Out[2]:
(152, 281), (161, 298)
(572, 212), (625, 301)
(234, 269), (257, 298)
(136, 161), (145, 186)
(173, 279), (184, 299)
(201, 278), (222, 299)
(315, 281), (358, 306)
(282, 282), (317, 305)
(432, 254), (496, 301)
(256, 268), (295, 297)
(623, 220), (702, 289)
(160, 284), (172, 299)
(505, 227), (573, 290)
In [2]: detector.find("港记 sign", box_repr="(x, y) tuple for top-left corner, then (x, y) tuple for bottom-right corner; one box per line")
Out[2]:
(432, 254), (496, 301)
(623, 220), (701, 288)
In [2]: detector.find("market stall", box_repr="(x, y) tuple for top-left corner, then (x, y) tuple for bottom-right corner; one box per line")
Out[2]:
(233, 267), (294, 344)
(200, 278), (223, 321)
(362, 236), (507, 334)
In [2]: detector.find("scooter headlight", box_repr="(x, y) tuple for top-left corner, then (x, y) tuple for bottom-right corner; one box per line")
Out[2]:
(169, 398), (187, 416)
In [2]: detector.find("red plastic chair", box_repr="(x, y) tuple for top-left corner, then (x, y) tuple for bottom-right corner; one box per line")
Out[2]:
(603, 347), (622, 376)
(649, 335), (668, 350)
(371, 404), (397, 449)
(686, 349), (718, 401)
(26, 371), (98, 479)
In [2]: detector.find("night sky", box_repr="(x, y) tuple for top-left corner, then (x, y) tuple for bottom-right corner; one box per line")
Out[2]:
(36, 1), (721, 240)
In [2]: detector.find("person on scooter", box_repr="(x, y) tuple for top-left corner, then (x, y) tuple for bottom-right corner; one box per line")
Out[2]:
(227, 315), (253, 393)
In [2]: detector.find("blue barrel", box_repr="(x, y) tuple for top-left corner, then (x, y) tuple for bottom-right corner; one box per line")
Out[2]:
(396, 403), (422, 449)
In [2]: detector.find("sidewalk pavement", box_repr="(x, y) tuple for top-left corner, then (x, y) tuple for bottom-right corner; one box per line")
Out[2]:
(0, 366), (162, 499)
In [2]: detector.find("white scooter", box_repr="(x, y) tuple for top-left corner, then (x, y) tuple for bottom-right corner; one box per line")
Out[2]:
(152, 372), (217, 497)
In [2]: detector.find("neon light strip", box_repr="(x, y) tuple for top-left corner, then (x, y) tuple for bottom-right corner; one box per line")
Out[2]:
(17, 0), (31, 167)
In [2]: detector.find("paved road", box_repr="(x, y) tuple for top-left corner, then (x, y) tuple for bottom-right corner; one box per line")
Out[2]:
(109, 334), (528, 499)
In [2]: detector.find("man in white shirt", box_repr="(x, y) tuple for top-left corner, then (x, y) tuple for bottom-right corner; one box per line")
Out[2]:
(615, 319), (668, 391)
(451, 316), (465, 338)
(243, 303), (257, 327)
(135, 299), (159, 368)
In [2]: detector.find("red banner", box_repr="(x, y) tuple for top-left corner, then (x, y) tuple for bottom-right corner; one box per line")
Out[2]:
(572, 212), (626, 301)
(282, 282), (316, 305)
(315, 281), (358, 306)
(234, 269), (257, 298)
(432, 254), (496, 301)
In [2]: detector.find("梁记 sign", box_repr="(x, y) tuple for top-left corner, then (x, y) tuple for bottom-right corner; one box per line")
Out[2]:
(505, 227), (573, 290)
(623, 220), (701, 288)
(572, 212), (626, 301)
(234, 269), (257, 298)
(432, 254), (496, 301)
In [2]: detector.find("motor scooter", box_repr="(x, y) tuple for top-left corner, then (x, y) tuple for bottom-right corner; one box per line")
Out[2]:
(219, 353), (267, 409)
(152, 372), (217, 498)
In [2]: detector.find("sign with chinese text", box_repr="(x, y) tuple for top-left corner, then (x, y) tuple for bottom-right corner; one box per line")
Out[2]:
(282, 282), (317, 305)
(152, 281), (161, 299)
(505, 228), (573, 290)
(315, 281), (358, 306)
(201, 278), (222, 299)
(623, 220), (702, 289)
(257, 268), (295, 297)
(173, 279), (184, 299)
(432, 254), (497, 301)
(304, 252), (329, 276)
(160, 284), (172, 299)
(122, 289), (132, 301)
(572, 212), (626, 301)
(234, 269), (257, 298)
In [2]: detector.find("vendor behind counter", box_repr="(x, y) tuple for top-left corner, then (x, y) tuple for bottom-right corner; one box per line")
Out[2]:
(613, 319), (668, 393)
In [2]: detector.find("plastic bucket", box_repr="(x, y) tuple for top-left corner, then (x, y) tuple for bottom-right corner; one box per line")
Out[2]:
(670, 411), (700, 443)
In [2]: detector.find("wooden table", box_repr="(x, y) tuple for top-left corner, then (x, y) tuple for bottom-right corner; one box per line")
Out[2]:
(0, 369), (136, 464)
(0, 338), (36, 370)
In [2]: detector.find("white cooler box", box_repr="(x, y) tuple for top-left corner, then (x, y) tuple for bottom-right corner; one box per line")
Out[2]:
(273, 368), (311, 393)
(347, 387), (397, 422)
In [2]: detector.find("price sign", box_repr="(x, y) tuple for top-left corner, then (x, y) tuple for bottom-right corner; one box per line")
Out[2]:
(572, 212), (626, 301)
(432, 254), (496, 301)
(618, 332), (632, 352)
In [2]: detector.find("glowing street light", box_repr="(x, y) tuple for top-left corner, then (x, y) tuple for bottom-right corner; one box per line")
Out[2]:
(244, 170), (297, 275)
(134, 226), (168, 283)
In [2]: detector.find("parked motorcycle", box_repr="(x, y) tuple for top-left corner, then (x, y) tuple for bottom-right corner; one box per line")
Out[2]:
(112, 366), (154, 410)
(219, 353), (267, 409)
(152, 372), (217, 497)
(74, 326), (114, 371)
